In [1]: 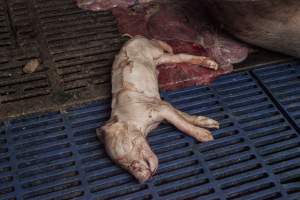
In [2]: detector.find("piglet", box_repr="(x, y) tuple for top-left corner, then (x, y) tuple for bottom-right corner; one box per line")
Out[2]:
(98, 36), (220, 183)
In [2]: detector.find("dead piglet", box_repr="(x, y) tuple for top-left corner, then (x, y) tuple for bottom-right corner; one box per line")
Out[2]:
(99, 36), (219, 182)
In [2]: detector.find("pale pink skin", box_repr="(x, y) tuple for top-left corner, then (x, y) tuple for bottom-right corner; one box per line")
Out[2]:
(76, 0), (153, 11)
(99, 36), (220, 183)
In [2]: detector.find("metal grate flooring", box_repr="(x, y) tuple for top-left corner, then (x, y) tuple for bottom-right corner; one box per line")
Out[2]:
(0, 0), (121, 120)
(1, 61), (300, 200)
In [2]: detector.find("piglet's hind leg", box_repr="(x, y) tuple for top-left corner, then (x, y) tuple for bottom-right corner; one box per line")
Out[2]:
(160, 103), (214, 142)
(174, 109), (219, 129)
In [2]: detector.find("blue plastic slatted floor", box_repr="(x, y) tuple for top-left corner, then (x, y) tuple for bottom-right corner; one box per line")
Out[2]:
(1, 61), (300, 200)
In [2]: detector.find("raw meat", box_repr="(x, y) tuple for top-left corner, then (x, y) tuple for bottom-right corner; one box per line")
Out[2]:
(77, 0), (135, 11)
(76, 0), (153, 11)
(99, 36), (219, 182)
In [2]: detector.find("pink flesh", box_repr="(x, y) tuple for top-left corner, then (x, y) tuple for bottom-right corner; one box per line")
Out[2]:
(77, 0), (136, 11)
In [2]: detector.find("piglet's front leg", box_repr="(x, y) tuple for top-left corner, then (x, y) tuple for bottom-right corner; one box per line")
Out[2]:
(157, 53), (219, 70)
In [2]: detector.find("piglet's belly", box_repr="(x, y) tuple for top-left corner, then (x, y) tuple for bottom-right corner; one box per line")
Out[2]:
(121, 63), (160, 97)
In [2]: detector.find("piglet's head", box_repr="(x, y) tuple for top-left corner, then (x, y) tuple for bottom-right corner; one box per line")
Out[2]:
(98, 120), (158, 183)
